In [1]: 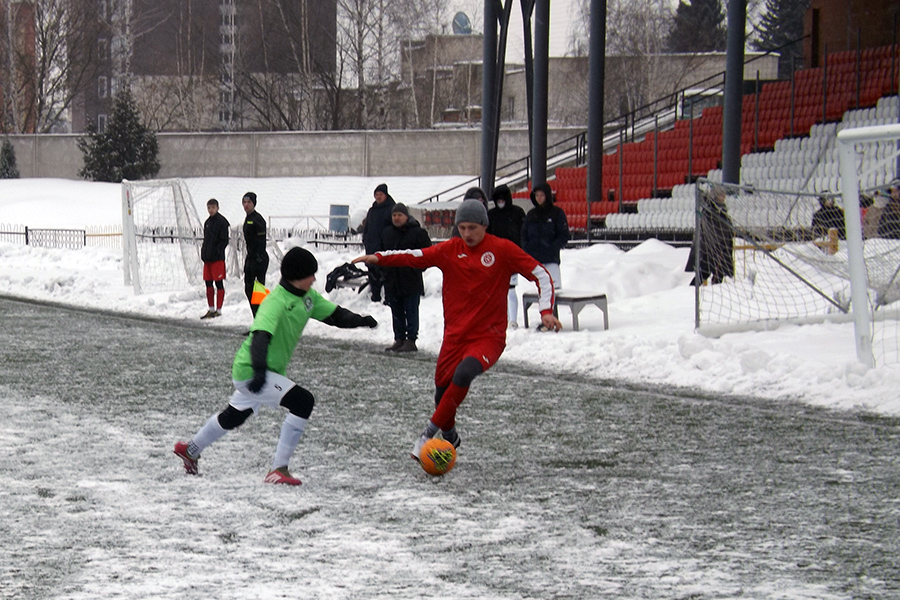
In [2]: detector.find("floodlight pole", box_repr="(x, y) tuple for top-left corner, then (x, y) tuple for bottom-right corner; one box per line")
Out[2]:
(586, 0), (607, 244)
(721, 0), (746, 184)
(531, 0), (550, 187)
(481, 0), (499, 192)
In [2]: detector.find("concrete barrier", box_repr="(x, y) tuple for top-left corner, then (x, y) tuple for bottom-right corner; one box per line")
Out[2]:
(7, 128), (581, 180)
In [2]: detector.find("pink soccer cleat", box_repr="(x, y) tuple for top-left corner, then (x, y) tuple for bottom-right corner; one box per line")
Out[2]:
(264, 467), (302, 486)
(173, 441), (199, 475)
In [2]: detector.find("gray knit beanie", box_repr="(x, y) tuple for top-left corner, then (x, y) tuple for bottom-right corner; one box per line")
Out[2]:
(454, 199), (489, 226)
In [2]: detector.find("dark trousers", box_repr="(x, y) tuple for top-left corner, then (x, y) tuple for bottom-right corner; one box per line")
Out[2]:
(244, 256), (268, 316)
(387, 293), (420, 341)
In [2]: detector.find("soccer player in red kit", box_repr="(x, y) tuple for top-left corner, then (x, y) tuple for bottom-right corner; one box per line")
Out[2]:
(353, 198), (562, 460)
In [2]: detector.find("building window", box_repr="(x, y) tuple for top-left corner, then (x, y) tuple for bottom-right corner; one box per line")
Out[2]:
(97, 114), (107, 133)
(99, 0), (107, 20)
(98, 76), (108, 99)
(98, 39), (107, 61)
(505, 96), (516, 121)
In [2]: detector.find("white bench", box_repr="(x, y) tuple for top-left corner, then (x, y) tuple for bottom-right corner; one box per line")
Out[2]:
(522, 290), (608, 331)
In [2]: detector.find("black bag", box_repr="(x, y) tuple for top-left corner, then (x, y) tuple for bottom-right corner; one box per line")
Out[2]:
(324, 262), (370, 293)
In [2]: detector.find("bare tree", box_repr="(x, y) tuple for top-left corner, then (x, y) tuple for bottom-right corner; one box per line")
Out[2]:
(2, 0), (103, 133)
(231, 0), (328, 131)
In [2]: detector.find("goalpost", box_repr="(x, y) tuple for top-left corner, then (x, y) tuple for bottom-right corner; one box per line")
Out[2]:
(122, 179), (206, 294)
(693, 123), (900, 367)
(837, 123), (900, 367)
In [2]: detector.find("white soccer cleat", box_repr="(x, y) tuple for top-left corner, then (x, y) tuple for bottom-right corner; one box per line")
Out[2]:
(410, 434), (430, 463)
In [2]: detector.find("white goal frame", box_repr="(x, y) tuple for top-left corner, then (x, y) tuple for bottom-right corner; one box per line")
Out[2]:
(122, 178), (205, 295)
(837, 122), (900, 367)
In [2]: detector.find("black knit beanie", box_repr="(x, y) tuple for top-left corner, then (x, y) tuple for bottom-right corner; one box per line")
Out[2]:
(281, 247), (318, 281)
(243, 191), (257, 206)
(374, 183), (389, 196)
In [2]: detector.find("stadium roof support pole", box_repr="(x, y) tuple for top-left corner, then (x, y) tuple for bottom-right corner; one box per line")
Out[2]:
(835, 125), (900, 367)
(480, 0), (499, 192)
(531, 0), (550, 187)
(721, 0), (746, 184)
(586, 0), (607, 244)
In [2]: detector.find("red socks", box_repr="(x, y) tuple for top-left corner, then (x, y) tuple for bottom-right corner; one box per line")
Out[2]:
(431, 382), (468, 431)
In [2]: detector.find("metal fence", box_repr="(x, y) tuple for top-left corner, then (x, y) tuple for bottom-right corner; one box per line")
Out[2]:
(0, 224), (123, 250)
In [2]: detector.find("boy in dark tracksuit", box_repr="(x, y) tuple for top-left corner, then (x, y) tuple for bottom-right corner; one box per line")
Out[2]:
(200, 198), (230, 319)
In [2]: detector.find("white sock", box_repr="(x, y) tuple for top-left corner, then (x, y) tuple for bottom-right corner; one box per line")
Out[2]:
(272, 413), (308, 470)
(191, 413), (228, 455)
(507, 288), (518, 323)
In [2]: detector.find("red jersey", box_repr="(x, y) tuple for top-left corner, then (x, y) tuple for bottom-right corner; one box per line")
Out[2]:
(377, 234), (554, 343)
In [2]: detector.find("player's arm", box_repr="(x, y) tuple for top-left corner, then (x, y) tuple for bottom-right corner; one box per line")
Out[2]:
(321, 306), (378, 329)
(247, 330), (272, 393)
(517, 252), (563, 332)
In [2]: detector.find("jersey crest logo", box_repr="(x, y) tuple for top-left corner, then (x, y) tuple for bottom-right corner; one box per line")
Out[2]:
(481, 251), (496, 267)
(303, 296), (314, 312)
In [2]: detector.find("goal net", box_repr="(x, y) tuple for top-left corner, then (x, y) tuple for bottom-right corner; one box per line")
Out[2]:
(693, 125), (900, 366)
(122, 179), (208, 294)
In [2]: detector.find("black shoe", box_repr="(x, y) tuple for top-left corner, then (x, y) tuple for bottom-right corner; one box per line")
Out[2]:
(396, 340), (418, 352)
(385, 340), (403, 352)
(442, 430), (461, 449)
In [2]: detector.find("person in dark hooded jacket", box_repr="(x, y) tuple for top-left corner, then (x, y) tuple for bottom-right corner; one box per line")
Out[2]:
(451, 187), (490, 238)
(811, 196), (846, 240)
(521, 182), (569, 289)
(488, 184), (527, 327)
(380, 203), (432, 352)
(362, 183), (396, 302)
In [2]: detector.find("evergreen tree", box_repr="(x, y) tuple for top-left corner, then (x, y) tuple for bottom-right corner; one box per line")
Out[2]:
(78, 87), (160, 182)
(753, 0), (809, 77)
(667, 0), (727, 53)
(0, 139), (20, 179)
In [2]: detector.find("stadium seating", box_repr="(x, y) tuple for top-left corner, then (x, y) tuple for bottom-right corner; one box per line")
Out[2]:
(538, 43), (899, 235)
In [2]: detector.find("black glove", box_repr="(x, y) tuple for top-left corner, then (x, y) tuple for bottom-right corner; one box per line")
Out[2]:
(362, 315), (378, 328)
(247, 370), (267, 393)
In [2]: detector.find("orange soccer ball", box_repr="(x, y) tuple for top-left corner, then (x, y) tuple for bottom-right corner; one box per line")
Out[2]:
(419, 438), (457, 476)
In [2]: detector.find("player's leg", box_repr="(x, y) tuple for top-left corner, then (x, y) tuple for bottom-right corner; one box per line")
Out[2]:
(214, 280), (225, 313)
(174, 397), (256, 475)
(269, 385), (315, 482)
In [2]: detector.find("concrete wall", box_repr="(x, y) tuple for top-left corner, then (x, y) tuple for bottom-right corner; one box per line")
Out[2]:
(6, 127), (581, 180)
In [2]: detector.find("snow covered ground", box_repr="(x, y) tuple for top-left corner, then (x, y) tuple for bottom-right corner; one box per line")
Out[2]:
(2, 177), (899, 600)
(0, 177), (897, 417)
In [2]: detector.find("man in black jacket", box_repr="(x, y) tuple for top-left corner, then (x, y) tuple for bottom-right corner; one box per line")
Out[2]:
(380, 203), (432, 352)
(488, 184), (526, 327)
(522, 182), (569, 290)
(242, 191), (269, 317)
(200, 198), (230, 319)
(362, 183), (396, 302)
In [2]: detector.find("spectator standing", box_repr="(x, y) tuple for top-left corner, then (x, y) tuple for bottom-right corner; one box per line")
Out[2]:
(863, 191), (888, 239)
(362, 183), (396, 302)
(488, 184), (527, 327)
(877, 181), (900, 239)
(380, 203), (432, 352)
(242, 192), (269, 317)
(685, 183), (734, 285)
(352, 199), (562, 462)
(522, 182), (569, 290)
(174, 247), (379, 485)
(811, 196), (846, 240)
(200, 198), (230, 319)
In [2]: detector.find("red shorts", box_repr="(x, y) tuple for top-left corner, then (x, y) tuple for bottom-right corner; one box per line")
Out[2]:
(434, 336), (506, 388)
(203, 260), (226, 281)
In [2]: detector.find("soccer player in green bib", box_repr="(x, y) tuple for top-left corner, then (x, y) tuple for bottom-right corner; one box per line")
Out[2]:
(175, 247), (378, 485)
